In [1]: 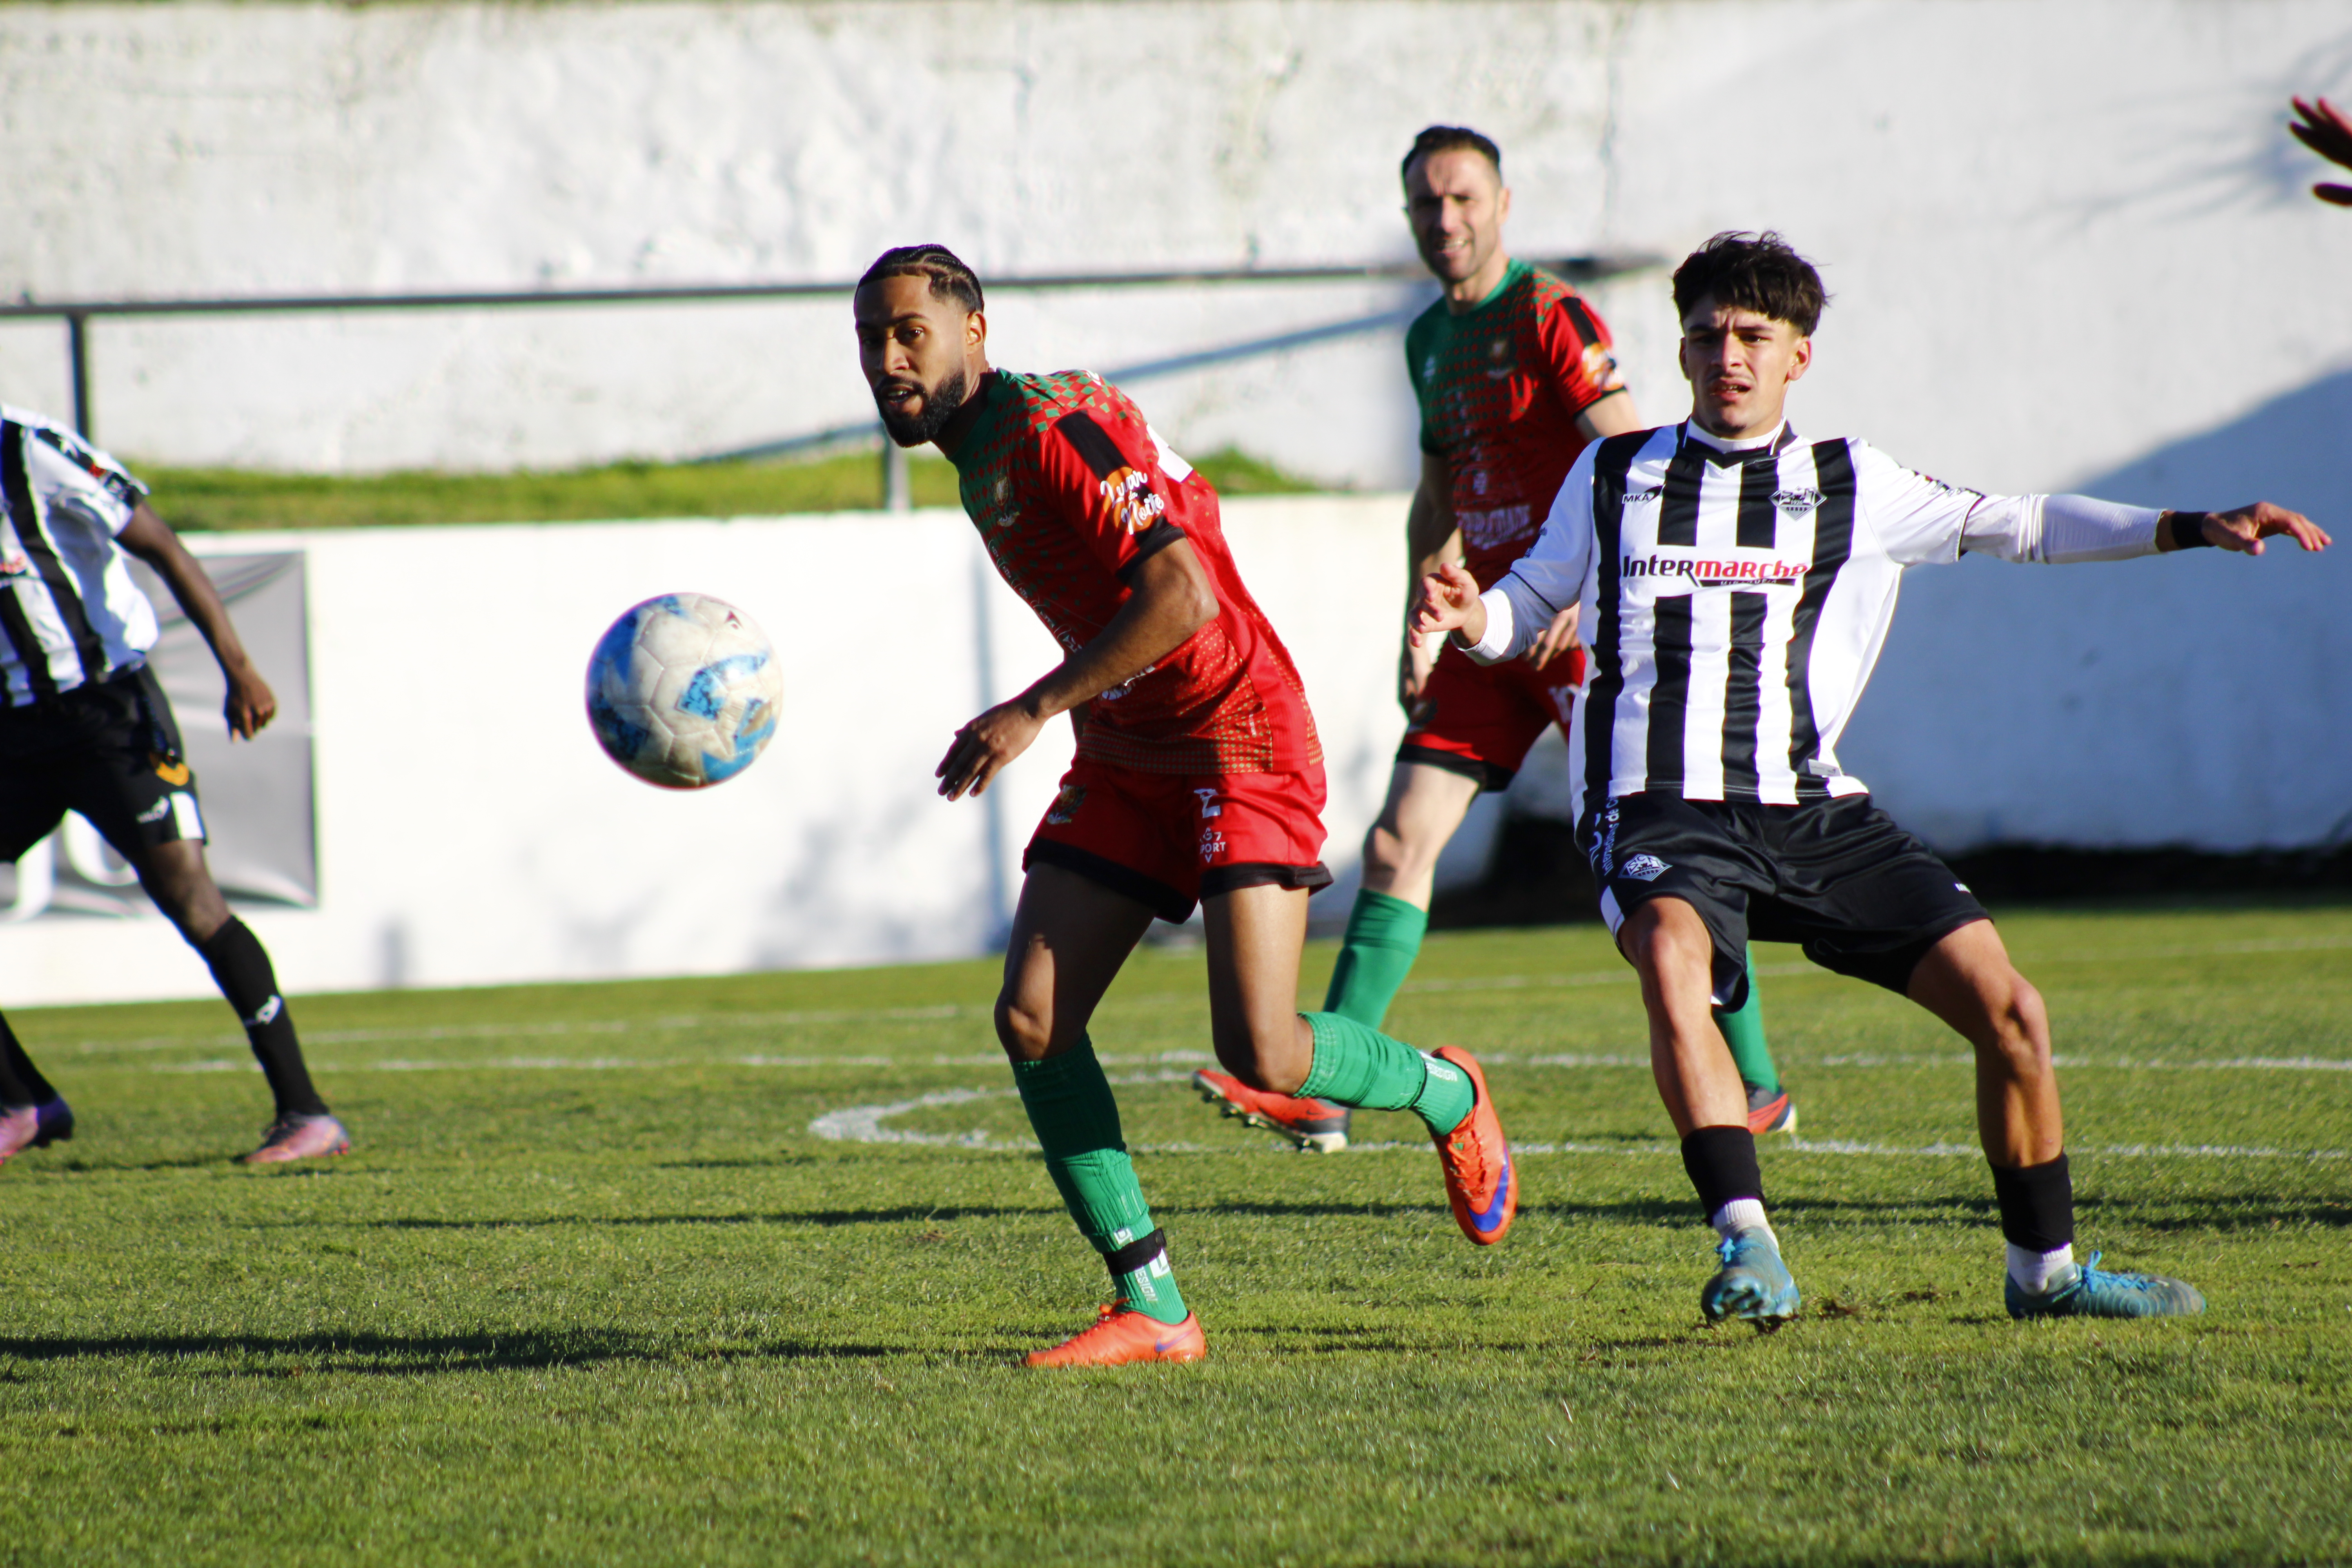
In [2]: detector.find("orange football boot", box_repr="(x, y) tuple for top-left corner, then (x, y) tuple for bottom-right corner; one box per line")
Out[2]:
(1022, 1305), (1207, 1369)
(1192, 1068), (1351, 1152)
(1430, 1046), (1516, 1245)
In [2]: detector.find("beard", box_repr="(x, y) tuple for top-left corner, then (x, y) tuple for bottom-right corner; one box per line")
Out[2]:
(875, 367), (971, 447)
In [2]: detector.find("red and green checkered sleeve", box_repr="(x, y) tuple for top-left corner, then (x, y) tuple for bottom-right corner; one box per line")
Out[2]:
(1036, 402), (1187, 582)
(1535, 288), (1626, 419)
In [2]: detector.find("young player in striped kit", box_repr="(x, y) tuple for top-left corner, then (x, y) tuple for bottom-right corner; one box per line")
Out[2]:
(1416, 232), (2329, 1325)
(0, 406), (349, 1168)
(854, 246), (1518, 1368)
(1194, 126), (1796, 1153)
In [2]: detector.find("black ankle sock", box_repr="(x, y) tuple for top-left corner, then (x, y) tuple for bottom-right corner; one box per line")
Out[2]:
(1990, 1154), (2074, 1252)
(1680, 1125), (1765, 1218)
(195, 918), (328, 1118)
(0, 1009), (58, 1107)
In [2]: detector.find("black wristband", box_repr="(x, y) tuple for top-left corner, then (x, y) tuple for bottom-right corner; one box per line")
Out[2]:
(2167, 510), (2215, 550)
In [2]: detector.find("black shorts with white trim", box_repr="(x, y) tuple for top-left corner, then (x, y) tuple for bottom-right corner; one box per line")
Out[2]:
(0, 665), (205, 864)
(1577, 791), (1988, 1009)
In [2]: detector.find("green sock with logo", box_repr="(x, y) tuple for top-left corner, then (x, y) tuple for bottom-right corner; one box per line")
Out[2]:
(1009, 1035), (1188, 1325)
(1296, 1011), (1475, 1137)
(1715, 948), (1780, 1095)
(1321, 888), (1430, 1028)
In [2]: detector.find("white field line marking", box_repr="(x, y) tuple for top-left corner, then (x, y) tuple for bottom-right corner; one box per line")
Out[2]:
(804, 1085), (2352, 1162)
(804, 1071), (1199, 1147)
(147, 1049), (1216, 1075)
(65, 929), (2352, 1058)
(145, 1046), (2352, 1077)
(1818, 1053), (2352, 1072)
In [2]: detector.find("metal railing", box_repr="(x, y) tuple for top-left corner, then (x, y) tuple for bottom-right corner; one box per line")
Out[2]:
(2, 252), (1660, 501)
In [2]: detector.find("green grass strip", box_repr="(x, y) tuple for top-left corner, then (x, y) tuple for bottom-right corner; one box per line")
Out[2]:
(134, 448), (1321, 532)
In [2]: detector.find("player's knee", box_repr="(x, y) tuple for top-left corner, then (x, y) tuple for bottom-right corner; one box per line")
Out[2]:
(142, 857), (227, 942)
(1976, 974), (2051, 1078)
(1624, 900), (1708, 973)
(1209, 1022), (1298, 1094)
(992, 994), (1054, 1063)
(1363, 821), (1434, 884)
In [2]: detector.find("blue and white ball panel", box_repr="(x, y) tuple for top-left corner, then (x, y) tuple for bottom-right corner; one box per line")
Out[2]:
(585, 593), (783, 790)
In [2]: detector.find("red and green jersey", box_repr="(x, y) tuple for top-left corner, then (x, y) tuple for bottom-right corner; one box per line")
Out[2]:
(948, 368), (1319, 775)
(1406, 258), (1626, 588)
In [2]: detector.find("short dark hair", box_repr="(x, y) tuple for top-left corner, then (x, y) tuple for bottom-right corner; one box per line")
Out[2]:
(1671, 231), (1828, 335)
(858, 244), (984, 313)
(1401, 125), (1502, 184)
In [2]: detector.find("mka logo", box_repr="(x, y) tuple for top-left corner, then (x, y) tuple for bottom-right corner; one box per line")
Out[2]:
(1620, 555), (1809, 588)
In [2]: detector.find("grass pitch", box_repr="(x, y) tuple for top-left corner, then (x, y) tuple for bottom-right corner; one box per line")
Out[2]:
(4, 903), (2349, 1565)
(134, 446), (1314, 532)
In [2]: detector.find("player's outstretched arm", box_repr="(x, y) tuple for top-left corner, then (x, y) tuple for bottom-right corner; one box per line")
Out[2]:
(2290, 97), (2352, 206)
(936, 536), (1218, 801)
(115, 501), (278, 740)
(2161, 502), (2332, 555)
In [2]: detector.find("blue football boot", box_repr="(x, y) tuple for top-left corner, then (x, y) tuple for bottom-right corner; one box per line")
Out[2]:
(2005, 1252), (2205, 1320)
(1700, 1227), (1802, 1330)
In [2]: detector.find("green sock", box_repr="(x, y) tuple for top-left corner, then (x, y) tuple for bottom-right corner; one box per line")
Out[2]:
(1321, 888), (1430, 1028)
(1009, 1036), (1188, 1325)
(1296, 1011), (1476, 1137)
(1714, 947), (1780, 1094)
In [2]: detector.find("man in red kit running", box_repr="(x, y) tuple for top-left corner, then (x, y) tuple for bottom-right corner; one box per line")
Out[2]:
(1194, 126), (1795, 1154)
(853, 244), (1516, 1368)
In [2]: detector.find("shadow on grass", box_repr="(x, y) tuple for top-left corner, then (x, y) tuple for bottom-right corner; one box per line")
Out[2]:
(348, 1204), (1060, 1230)
(43, 1154), (308, 1174)
(0, 1329), (890, 1374)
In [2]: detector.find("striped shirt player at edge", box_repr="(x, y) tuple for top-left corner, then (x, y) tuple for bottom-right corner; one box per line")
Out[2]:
(1194, 124), (1799, 1156)
(1416, 231), (2331, 1328)
(854, 245), (1519, 1372)
(0, 406), (349, 1169)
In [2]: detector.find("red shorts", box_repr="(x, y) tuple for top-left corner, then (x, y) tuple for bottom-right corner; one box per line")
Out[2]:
(1400, 644), (1587, 792)
(1024, 757), (1332, 923)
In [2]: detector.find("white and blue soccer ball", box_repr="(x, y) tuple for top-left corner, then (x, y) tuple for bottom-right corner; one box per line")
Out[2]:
(585, 593), (782, 789)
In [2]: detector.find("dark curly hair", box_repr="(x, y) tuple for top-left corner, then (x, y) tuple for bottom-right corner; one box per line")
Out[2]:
(1671, 232), (1827, 335)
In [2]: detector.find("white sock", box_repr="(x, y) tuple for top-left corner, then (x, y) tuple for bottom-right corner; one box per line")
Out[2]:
(1709, 1198), (1773, 1242)
(2007, 1242), (2076, 1294)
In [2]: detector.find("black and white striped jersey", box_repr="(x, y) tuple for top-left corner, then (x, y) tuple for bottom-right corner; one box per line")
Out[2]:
(0, 405), (158, 706)
(1464, 419), (2161, 821)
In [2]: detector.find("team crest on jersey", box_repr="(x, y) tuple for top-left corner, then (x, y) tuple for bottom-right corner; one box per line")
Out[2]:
(1096, 466), (1166, 535)
(1618, 853), (1670, 882)
(1772, 488), (1824, 515)
(151, 755), (192, 787)
(1193, 788), (1221, 819)
(1045, 784), (1087, 825)
(1484, 337), (1515, 380)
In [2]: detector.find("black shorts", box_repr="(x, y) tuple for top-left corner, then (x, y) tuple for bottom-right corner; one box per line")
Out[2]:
(0, 666), (206, 864)
(1579, 792), (1988, 1008)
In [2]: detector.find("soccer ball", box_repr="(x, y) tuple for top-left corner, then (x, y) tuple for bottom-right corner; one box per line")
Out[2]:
(585, 593), (783, 789)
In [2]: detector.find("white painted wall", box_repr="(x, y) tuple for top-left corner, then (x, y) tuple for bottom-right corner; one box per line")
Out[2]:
(1, 1), (2347, 499)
